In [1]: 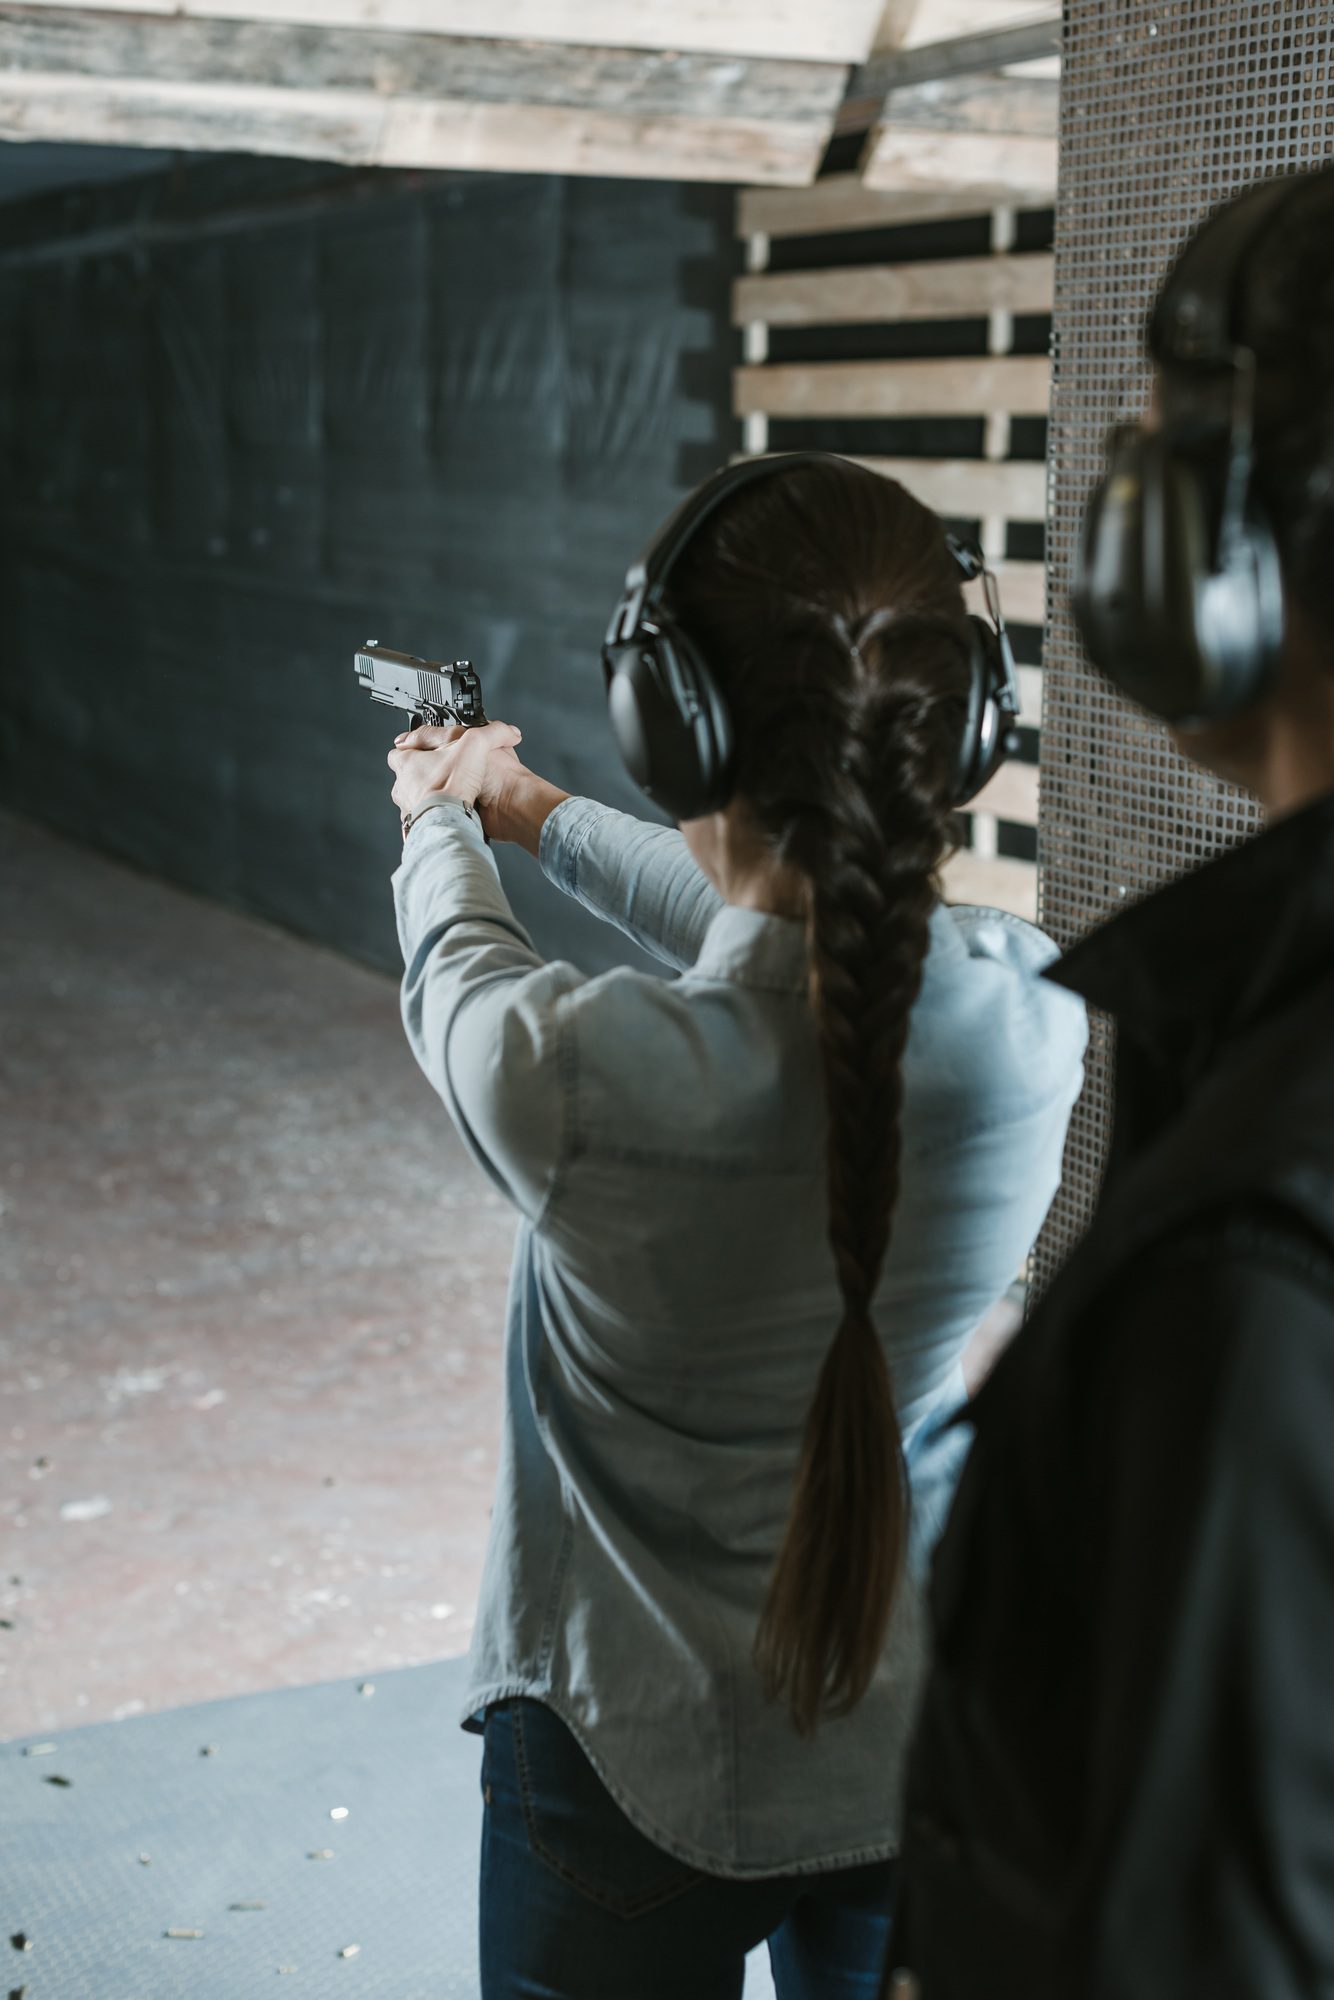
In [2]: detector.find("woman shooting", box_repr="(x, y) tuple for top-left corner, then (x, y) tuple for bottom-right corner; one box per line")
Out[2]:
(386, 453), (1085, 1998)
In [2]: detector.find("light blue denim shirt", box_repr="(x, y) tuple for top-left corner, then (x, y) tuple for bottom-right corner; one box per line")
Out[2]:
(393, 796), (1086, 1878)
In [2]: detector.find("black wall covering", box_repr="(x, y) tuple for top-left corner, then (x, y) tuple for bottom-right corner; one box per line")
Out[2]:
(0, 157), (738, 973)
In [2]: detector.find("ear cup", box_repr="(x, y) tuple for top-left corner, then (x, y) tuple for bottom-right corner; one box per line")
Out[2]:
(603, 621), (734, 821)
(1189, 495), (1286, 718)
(1138, 431), (1222, 703)
(1074, 428), (1211, 714)
(953, 622), (989, 806)
(953, 617), (1018, 808)
(1073, 429), (1160, 697)
(1074, 426), (1285, 721)
(602, 455), (843, 818)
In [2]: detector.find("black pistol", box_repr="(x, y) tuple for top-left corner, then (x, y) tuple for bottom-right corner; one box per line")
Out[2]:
(354, 642), (488, 731)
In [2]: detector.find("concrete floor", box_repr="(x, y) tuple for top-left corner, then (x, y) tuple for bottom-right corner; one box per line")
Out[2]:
(0, 814), (516, 1738)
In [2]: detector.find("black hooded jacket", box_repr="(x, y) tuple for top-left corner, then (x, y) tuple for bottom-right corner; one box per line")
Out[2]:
(891, 792), (1334, 2000)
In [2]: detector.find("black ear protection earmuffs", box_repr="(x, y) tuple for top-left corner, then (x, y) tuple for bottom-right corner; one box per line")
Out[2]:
(601, 450), (1022, 823)
(1071, 170), (1334, 724)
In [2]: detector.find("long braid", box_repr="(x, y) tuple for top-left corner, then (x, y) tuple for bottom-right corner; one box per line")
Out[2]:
(669, 461), (972, 1734)
(755, 642), (957, 1731)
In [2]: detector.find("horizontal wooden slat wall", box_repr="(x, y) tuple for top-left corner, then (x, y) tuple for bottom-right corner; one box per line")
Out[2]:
(732, 252), (1055, 325)
(733, 176), (1053, 922)
(732, 354), (1051, 417)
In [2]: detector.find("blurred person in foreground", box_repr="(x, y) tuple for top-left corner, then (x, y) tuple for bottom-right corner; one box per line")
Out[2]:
(889, 165), (1334, 2000)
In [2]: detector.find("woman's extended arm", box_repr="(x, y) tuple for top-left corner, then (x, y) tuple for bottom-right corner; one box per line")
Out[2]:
(537, 798), (722, 973)
(387, 722), (576, 1219)
(391, 721), (724, 973)
(393, 805), (575, 1221)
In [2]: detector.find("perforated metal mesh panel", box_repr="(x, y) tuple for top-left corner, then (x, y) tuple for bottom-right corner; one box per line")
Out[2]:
(1032, 0), (1333, 1289)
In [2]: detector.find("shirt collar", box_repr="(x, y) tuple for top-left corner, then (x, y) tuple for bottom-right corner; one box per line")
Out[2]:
(691, 904), (809, 994)
(1047, 789), (1334, 1064)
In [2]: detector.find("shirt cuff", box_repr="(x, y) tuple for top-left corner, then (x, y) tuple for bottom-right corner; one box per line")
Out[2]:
(403, 793), (477, 839)
(395, 793), (492, 879)
(538, 796), (612, 897)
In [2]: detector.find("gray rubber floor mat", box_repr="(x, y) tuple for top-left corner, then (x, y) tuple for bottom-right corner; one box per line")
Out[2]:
(2, 1657), (778, 1998)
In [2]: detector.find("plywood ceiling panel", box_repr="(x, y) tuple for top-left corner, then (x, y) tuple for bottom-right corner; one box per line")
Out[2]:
(0, 0), (890, 63)
(0, 0), (1064, 192)
(861, 126), (1058, 202)
(0, 6), (843, 184)
(899, 0), (1058, 45)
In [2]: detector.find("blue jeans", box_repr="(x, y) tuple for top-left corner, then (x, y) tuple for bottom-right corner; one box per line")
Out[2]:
(479, 1700), (895, 2000)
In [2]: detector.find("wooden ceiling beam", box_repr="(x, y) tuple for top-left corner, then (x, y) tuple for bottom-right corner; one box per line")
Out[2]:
(0, 9), (842, 121)
(877, 72), (1059, 138)
(0, 76), (829, 184)
(869, 0), (924, 53)
(0, 6), (845, 185)
(859, 124), (1058, 203)
(0, 0), (892, 64)
(836, 11), (1063, 186)
(850, 10), (1062, 98)
(853, 64), (1059, 202)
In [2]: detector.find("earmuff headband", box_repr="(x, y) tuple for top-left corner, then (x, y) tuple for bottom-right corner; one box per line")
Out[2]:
(605, 452), (838, 654)
(604, 452), (1020, 818)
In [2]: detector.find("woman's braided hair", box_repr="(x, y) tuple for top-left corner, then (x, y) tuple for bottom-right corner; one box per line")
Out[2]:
(669, 458), (975, 1735)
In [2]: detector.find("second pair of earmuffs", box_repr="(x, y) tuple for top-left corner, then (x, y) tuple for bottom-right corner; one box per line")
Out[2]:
(1073, 165), (1334, 723)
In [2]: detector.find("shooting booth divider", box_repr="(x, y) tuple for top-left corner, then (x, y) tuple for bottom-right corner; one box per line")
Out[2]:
(1031, 0), (1331, 1288)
